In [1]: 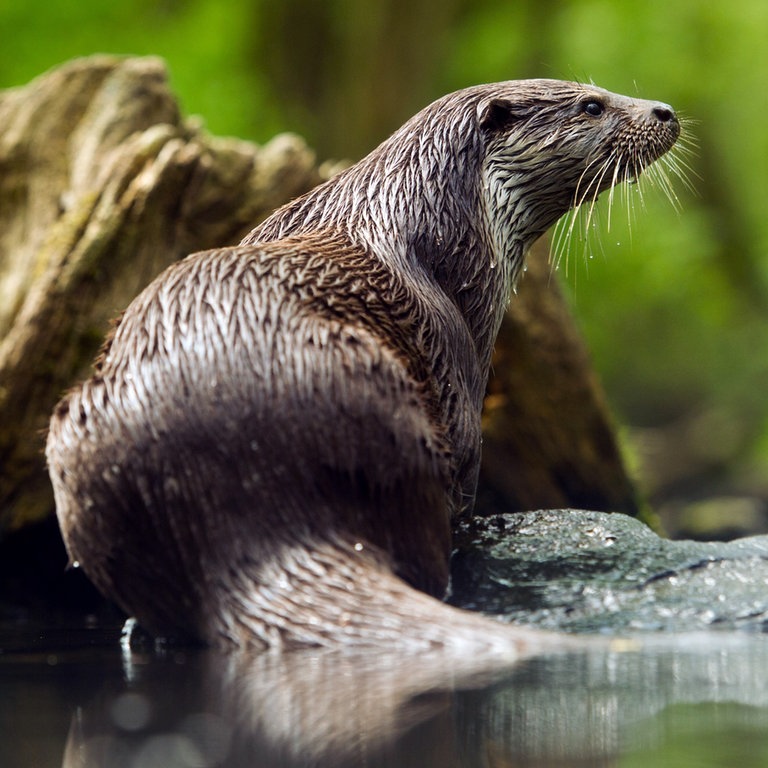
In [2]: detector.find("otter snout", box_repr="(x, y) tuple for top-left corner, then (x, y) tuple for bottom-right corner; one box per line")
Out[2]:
(622, 96), (681, 158)
(629, 98), (678, 129)
(617, 93), (679, 133)
(647, 101), (680, 144)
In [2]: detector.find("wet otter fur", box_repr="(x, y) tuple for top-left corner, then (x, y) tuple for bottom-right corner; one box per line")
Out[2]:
(47, 80), (680, 651)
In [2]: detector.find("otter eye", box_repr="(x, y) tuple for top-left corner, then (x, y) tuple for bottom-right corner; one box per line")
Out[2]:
(582, 99), (605, 117)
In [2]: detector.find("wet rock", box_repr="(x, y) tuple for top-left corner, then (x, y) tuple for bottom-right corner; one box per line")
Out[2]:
(451, 509), (768, 633)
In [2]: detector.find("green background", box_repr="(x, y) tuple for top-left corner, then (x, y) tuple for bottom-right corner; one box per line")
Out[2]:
(2, 0), (767, 530)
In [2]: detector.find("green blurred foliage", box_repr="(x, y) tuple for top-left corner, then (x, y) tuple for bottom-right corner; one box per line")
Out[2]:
(0, 0), (287, 144)
(1, 0), (767, 491)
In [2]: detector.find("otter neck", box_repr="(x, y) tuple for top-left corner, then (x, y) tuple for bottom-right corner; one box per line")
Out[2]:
(248, 124), (527, 371)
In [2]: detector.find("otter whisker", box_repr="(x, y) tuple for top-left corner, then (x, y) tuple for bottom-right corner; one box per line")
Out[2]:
(578, 154), (614, 217)
(660, 143), (699, 197)
(643, 161), (682, 212)
(584, 154), (619, 235)
(655, 120), (698, 198)
(552, 147), (627, 272)
(552, 154), (608, 272)
(624, 161), (642, 233)
(604, 153), (630, 231)
(664, 152), (698, 190)
(552, 149), (620, 274)
(630, 162), (649, 212)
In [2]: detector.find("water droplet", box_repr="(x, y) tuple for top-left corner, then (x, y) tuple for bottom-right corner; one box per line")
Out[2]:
(72, 560), (81, 569)
(354, 542), (364, 552)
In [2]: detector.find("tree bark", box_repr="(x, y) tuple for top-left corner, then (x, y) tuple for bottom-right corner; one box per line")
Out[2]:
(478, 243), (640, 517)
(0, 56), (328, 532)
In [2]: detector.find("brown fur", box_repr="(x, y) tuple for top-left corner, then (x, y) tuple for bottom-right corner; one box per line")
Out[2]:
(47, 80), (679, 651)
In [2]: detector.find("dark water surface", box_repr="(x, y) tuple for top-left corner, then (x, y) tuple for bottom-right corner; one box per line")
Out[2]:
(3, 617), (768, 767)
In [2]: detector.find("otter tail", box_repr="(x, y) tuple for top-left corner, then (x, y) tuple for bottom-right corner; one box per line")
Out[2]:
(178, 529), (563, 656)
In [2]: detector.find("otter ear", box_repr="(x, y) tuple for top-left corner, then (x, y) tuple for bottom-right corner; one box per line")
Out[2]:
(478, 98), (528, 132)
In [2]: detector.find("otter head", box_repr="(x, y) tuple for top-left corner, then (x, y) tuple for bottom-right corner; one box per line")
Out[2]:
(476, 79), (681, 260)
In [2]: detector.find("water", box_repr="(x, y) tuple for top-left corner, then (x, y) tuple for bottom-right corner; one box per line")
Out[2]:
(2, 617), (768, 767)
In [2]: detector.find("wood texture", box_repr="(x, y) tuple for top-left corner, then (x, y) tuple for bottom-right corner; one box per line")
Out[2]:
(0, 56), (327, 531)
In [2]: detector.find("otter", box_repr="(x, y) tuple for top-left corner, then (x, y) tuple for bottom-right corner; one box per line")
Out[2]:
(46, 80), (680, 651)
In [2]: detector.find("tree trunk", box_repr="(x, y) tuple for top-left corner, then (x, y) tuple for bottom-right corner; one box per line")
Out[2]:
(0, 56), (327, 532)
(478, 243), (640, 517)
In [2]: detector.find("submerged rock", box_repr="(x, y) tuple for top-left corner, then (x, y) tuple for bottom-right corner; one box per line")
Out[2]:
(450, 509), (768, 633)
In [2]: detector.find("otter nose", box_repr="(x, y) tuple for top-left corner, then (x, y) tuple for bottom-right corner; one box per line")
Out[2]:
(651, 104), (676, 123)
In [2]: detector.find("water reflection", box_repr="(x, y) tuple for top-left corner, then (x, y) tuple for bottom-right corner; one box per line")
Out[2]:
(3, 624), (768, 767)
(61, 641), (521, 768)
